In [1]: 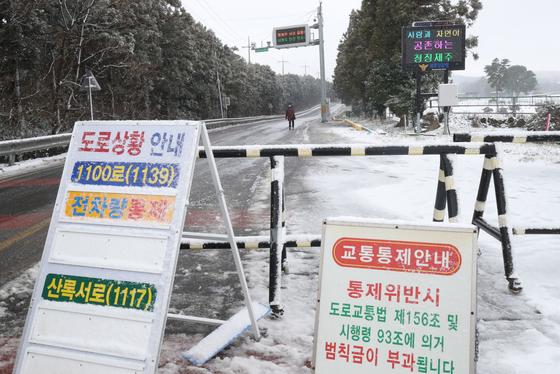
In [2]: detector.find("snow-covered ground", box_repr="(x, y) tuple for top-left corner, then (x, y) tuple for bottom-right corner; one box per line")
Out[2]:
(1, 116), (560, 373)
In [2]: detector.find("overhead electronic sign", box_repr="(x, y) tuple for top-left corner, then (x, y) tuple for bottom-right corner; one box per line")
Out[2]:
(273, 24), (310, 49)
(402, 24), (466, 72)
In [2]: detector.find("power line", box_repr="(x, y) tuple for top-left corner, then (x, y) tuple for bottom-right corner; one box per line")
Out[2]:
(192, 0), (244, 42)
(186, 0), (239, 46)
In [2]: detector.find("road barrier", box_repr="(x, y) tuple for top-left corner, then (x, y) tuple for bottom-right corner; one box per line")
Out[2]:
(180, 141), (522, 315)
(0, 133), (71, 165)
(0, 106), (320, 166)
(454, 132), (560, 144)
(452, 132), (559, 289)
(453, 131), (560, 237)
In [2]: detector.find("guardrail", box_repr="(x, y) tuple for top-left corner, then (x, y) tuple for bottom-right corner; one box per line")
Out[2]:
(0, 133), (72, 164)
(0, 105), (320, 165)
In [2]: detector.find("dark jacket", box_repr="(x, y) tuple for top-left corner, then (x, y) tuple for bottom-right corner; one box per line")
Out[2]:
(285, 107), (296, 121)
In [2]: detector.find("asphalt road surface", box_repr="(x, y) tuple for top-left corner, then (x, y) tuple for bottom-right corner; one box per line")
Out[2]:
(0, 106), (351, 368)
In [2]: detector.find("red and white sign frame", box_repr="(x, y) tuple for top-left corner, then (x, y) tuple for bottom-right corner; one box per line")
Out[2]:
(313, 218), (477, 374)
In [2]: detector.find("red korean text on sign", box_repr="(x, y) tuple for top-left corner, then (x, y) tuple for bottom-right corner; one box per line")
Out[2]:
(79, 131), (145, 156)
(332, 238), (461, 275)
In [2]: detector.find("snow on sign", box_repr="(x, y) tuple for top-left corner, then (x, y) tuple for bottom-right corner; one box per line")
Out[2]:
(14, 121), (201, 374)
(313, 218), (477, 374)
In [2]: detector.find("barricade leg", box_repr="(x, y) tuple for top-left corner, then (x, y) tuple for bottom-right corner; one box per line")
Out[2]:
(433, 156), (447, 222)
(492, 155), (522, 293)
(472, 155), (493, 223)
(472, 155), (522, 293)
(441, 155), (459, 222)
(269, 156), (285, 317)
(281, 188), (288, 273)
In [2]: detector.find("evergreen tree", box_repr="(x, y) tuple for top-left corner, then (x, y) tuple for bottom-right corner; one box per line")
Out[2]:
(503, 65), (537, 96)
(0, 1), (327, 139)
(333, 0), (482, 120)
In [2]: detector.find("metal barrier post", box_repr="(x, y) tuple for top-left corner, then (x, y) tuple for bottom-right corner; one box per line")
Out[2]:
(281, 186), (288, 273)
(472, 155), (522, 293)
(433, 155), (458, 222)
(441, 155), (458, 222)
(269, 156), (285, 317)
(433, 156), (447, 222)
(472, 155), (493, 223)
(492, 155), (521, 292)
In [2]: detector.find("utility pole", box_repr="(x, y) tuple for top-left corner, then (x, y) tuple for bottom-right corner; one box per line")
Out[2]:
(278, 57), (288, 75)
(301, 64), (309, 76)
(240, 36), (253, 64)
(213, 51), (225, 118)
(217, 69), (224, 118)
(318, 2), (328, 123)
(247, 36), (251, 63)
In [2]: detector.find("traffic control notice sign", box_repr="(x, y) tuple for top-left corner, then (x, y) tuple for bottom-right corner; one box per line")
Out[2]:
(14, 121), (201, 374)
(313, 218), (477, 374)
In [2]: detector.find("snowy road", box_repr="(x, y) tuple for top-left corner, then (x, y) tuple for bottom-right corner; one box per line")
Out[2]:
(1, 111), (560, 373)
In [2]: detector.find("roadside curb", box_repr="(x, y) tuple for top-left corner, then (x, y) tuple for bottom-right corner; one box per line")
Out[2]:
(342, 119), (373, 133)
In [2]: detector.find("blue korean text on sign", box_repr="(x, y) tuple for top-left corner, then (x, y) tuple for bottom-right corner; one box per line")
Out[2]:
(71, 161), (180, 188)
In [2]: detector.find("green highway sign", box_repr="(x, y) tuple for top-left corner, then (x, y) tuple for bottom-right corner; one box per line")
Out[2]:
(255, 47), (269, 53)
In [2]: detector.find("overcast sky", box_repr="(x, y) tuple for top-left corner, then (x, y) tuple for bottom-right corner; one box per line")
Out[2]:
(181, 0), (560, 80)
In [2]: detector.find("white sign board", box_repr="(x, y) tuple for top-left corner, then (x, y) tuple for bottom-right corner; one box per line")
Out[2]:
(438, 84), (459, 107)
(314, 218), (477, 374)
(14, 121), (201, 374)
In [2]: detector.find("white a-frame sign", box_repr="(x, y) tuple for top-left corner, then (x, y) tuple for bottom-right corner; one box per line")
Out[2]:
(14, 121), (264, 373)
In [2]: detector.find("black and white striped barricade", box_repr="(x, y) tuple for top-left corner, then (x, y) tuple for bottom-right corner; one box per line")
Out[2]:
(454, 132), (560, 287)
(513, 227), (560, 235)
(471, 154), (521, 292)
(269, 156), (285, 317)
(454, 132), (560, 144)
(181, 234), (322, 250)
(188, 142), (522, 313)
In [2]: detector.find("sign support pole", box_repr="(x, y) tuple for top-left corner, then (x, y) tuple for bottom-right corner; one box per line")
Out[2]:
(443, 70), (451, 135)
(318, 2), (328, 123)
(88, 77), (94, 120)
(415, 72), (422, 134)
(199, 124), (261, 339)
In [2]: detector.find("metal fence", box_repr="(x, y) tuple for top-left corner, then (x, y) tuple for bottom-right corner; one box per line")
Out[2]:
(427, 95), (560, 115)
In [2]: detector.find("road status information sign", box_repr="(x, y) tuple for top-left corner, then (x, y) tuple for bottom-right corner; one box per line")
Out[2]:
(401, 24), (466, 72)
(273, 24), (310, 49)
(314, 218), (477, 374)
(14, 121), (201, 374)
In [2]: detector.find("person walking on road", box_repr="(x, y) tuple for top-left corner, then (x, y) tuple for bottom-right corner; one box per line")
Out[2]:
(285, 104), (296, 130)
